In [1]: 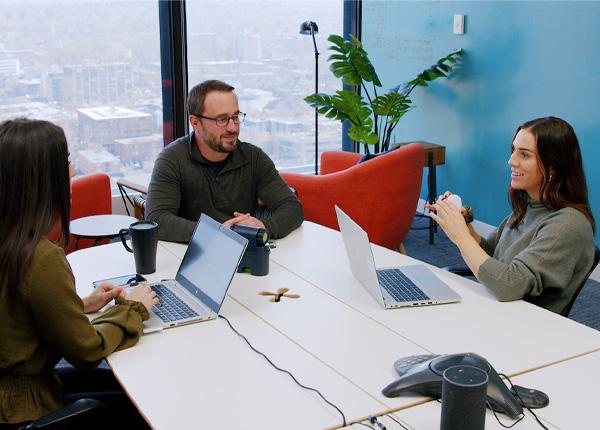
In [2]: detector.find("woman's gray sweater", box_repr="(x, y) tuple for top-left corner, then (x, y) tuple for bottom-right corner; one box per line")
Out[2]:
(477, 201), (594, 315)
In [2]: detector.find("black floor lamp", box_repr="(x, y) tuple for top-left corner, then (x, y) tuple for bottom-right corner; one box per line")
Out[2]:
(300, 20), (319, 175)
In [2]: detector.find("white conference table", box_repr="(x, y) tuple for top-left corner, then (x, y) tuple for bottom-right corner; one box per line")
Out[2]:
(68, 221), (600, 429)
(269, 222), (600, 376)
(389, 349), (600, 429)
(70, 240), (428, 429)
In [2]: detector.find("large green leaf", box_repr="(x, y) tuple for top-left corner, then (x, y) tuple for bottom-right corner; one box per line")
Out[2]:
(326, 34), (382, 88)
(327, 34), (345, 49)
(304, 93), (348, 122)
(305, 90), (372, 126)
(347, 122), (379, 146)
(306, 38), (462, 153)
(407, 49), (463, 89)
(372, 91), (412, 121)
(331, 90), (373, 125)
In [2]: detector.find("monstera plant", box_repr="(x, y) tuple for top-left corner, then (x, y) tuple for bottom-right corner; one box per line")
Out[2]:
(305, 34), (462, 154)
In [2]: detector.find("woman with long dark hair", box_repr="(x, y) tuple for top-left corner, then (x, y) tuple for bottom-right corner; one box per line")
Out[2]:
(0, 118), (158, 428)
(428, 116), (595, 314)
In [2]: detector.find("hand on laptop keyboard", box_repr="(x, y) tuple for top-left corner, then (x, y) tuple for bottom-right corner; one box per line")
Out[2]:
(149, 284), (199, 322)
(126, 285), (160, 311)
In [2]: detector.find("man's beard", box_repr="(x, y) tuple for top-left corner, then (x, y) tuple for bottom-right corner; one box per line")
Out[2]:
(204, 133), (238, 153)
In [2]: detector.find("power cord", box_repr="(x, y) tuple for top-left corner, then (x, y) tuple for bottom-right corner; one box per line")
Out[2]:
(435, 374), (547, 430)
(218, 315), (347, 427)
(385, 413), (410, 430)
(487, 400), (525, 429)
(369, 415), (387, 429)
(498, 374), (549, 430)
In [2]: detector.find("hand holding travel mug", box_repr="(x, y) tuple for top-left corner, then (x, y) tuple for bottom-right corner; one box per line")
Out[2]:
(119, 221), (158, 274)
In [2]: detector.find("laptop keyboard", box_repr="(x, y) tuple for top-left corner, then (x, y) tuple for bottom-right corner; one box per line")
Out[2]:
(150, 283), (199, 322)
(377, 269), (430, 302)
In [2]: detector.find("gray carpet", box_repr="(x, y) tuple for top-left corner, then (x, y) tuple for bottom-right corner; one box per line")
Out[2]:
(404, 216), (600, 331)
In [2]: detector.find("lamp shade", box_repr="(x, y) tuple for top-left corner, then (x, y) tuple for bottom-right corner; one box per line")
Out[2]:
(299, 21), (318, 35)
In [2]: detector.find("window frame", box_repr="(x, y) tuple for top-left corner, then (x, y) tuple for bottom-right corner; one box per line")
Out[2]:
(159, 0), (361, 152)
(158, 0), (189, 144)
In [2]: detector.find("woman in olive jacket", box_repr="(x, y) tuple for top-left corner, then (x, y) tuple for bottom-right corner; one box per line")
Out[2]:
(0, 119), (158, 428)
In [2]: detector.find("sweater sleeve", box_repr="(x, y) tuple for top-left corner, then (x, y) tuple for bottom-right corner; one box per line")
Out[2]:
(27, 245), (146, 368)
(255, 150), (304, 238)
(146, 150), (197, 242)
(478, 216), (509, 256)
(477, 209), (592, 302)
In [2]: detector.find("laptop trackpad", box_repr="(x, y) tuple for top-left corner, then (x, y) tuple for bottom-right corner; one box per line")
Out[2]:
(143, 313), (164, 334)
(406, 265), (441, 290)
(404, 265), (457, 300)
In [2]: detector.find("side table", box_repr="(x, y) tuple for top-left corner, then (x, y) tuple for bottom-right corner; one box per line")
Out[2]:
(397, 141), (446, 244)
(70, 214), (139, 250)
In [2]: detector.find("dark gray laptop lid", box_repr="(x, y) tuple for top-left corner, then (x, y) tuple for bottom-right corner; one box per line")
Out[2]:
(176, 214), (248, 313)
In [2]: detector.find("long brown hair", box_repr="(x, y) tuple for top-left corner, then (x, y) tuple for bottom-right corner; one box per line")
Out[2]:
(0, 118), (71, 305)
(508, 117), (595, 232)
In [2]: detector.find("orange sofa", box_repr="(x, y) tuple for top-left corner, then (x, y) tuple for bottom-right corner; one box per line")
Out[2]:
(280, 143), (424, 251)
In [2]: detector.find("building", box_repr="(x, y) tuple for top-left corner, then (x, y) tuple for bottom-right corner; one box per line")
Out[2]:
(0, 58), (19, 76)
(62, 63), (133, 105)
(114, 133), (163, 165)
(77, 106), (154, 153)
(235, 32), (261, 61)
(77, 148), (121, 175)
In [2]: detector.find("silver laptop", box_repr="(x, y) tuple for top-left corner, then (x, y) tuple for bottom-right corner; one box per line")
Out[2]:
(335, 206), (461, 309)
(142, 213), (248, 333)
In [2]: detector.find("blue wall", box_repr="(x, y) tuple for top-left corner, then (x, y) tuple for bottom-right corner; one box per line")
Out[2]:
(361, 1), (600, 240)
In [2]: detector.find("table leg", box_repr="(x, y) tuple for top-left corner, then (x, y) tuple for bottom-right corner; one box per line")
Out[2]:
(427, 152), (436, 245)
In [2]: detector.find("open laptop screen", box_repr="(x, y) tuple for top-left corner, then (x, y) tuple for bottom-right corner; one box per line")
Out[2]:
(176, 214), (248, 313)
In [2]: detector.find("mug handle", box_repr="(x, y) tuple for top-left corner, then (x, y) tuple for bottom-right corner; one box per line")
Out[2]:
(119, 229), (133, 253)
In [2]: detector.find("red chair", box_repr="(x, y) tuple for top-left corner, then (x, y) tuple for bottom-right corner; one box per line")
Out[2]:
(48, 173), (112, 254)
(280, 143), (424, 251)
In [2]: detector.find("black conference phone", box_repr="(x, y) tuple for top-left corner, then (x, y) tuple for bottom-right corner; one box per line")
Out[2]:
(381, 352), (524, 417)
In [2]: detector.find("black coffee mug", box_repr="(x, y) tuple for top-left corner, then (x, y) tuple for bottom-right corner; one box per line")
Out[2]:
(119, 221), (158, 274)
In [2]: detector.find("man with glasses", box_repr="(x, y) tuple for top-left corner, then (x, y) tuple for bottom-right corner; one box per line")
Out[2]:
(146, 80), (303, 242)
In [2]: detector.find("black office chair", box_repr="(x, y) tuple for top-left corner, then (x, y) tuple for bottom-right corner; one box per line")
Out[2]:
(562, 245), (600, 317)
(18, 399), (106, 430)
(445, 245), (600, 317)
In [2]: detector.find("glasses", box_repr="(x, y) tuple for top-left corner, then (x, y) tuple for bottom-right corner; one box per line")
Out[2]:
(193, 112), (246, 127)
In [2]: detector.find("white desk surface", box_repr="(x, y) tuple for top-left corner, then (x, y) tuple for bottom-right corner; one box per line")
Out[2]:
(270, 222), (600, 377)
(159, 241), (432, 409)
(107, 298), (386, 430)
(69, 242), (425, 429)
(68, 223), (600, 429)
(386, 401), (559, 430)
(504, 349), (600, 429)
(384, 350), (600, 429)
(69, 241), (182, 297)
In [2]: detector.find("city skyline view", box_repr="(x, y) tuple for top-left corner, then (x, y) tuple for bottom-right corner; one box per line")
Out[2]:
(0, 0), (343, 190)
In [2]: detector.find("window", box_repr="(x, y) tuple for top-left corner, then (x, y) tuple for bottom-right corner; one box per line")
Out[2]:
(0, 0), (346, 191)
(0, 1), (163, 188)
(185, 0), (344, 171)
